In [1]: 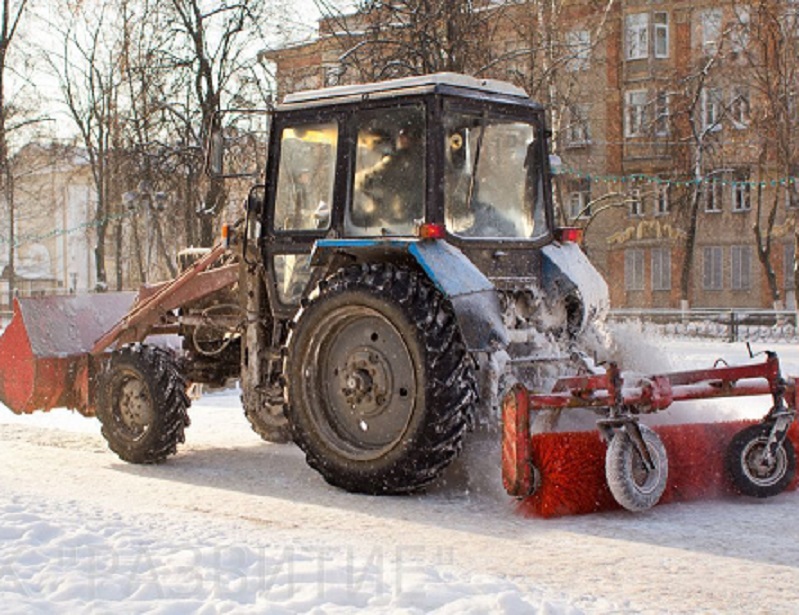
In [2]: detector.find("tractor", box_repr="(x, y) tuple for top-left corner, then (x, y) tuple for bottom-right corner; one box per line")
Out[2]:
(205, 72), (609, 493)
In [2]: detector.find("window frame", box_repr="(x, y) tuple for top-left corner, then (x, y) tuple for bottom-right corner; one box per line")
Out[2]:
(700, 8), (723, 53)
(732, 182), (751, 212)
(566, 29), (591, 72)
(704, 176), (724, 213)
(656, 183), (670, 215)
(625, 248), (645, 291)
(654, 11), (670, 58)
(629, 188), (644, 217)
(703, 245), (724, 290)
(626, 13), (650, 60)
(654, 91), (670, 136)
(731, 245), (751, 290)
(730, 87), (750, 129)
(625, 89), (648, 137)
(702, 87), (723, 133)
(566, 103), (591, 147)
(651, 246), (672, 291)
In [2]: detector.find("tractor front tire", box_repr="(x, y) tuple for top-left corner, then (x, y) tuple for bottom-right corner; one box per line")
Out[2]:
(242, 389), (291, 443)
(97, 344), (191, 464)
(284, 264), (477, 494)
(726, 423), (796, 498)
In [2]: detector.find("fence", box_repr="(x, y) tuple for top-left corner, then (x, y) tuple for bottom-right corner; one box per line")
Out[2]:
(608, 308), (799, 344)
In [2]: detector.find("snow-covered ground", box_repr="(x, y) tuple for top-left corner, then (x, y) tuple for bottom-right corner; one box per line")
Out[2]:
(2, 336), (799, 613)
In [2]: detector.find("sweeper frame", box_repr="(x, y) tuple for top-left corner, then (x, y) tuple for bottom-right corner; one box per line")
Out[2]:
(502, 350), (799, 512)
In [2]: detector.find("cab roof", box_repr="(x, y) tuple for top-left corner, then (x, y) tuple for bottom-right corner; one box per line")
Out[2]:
(279, 72), (541, 111)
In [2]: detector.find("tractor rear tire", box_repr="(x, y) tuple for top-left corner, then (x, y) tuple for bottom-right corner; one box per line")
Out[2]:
(97, 344), (191, 464)
(726, 423), (796, 498)
(605, 424), (668, 512)
(284, 263), (477, 494)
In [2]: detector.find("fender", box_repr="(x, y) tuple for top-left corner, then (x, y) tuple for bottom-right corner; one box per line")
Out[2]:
(311, 238), (508, 352)
(541, 242), (609, 332)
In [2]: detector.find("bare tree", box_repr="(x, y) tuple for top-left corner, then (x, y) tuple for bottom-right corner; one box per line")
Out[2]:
(153, 0), (282, 246)
(739, 0), (799, 308)
(312, 0), (505, 84)
(0, 0), (29, 307)
(45, 2), (127, 291)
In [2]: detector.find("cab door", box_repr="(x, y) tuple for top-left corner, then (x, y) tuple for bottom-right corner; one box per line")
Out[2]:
(263, 115), (343, 319)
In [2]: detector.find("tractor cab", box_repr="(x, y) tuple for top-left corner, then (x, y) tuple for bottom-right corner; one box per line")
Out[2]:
(257, 73), (559, 323)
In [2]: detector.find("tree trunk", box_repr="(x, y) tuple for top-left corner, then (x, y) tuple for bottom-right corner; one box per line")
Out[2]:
(679, 185), (701, 305)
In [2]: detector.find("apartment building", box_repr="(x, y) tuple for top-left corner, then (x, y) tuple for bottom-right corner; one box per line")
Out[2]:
(268, 1), (799, 309)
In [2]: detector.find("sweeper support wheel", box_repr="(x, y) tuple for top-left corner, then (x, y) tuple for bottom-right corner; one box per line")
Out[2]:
(604, 424), (669, 512)
(726, 423), (797, 498)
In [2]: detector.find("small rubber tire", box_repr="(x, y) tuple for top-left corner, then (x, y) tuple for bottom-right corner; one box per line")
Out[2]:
(284, 263), (477, 495)
(605, 424), (669, 512)
(97, 344), (191, 463)
(725, 423), (796, 498)
(242, 389), (291, 443)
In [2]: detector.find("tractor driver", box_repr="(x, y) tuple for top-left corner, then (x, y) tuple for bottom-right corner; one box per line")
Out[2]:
(352, 121), (424, 232)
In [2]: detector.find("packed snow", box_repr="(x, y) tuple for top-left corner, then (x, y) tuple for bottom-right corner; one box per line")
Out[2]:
(2, 334), (799, 613)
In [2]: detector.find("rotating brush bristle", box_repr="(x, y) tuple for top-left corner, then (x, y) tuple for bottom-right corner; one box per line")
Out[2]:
(517, 421), (799, 518)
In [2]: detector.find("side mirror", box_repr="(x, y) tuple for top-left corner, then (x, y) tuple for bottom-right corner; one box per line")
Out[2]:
(208, 131), (225, 176)
(549, 154), (563, 176)
(205, 110), (271, 179)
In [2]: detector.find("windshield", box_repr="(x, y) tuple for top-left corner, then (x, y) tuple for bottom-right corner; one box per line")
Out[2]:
(444, 111), (548, 240)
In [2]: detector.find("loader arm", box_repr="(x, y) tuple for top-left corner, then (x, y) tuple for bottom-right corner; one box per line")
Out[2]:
(91, 243), (238, 354)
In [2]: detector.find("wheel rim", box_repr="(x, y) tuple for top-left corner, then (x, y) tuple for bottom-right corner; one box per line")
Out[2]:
(630, 452), (661, 496)
(110, 369), (155, 441)
(628, 433), (665, 496)
(303, 305), (417, 461)
(741, 437), (788, 488)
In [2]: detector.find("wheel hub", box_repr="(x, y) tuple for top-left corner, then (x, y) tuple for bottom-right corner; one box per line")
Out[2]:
(744, 441), (785, 484)
(117, 378), (154, 433)
(340, 349), (392, 416)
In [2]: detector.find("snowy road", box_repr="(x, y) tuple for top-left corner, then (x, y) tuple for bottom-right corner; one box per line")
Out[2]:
(2, 337), (799, 613)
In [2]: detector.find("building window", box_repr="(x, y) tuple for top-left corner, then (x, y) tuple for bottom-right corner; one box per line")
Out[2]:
(625, 249), (645, 291)
(703, 246), (724, 290)
(654, 12), (670, 58)
(730, 87), (750, 129)
(704, 176), (723, 212)
(702, 87), (723, 132)
(629, 188), (643, 216)
(700, 9), (723, 53)
(654, 91), (670, 136)
(323, 64), (343, 87)
(652, 247), (671, 291)
(566, 29), (591, 72)
(566, 104), (591, 146)
(731, 7), (750, 55)
(786, 176), (799, 209)
(784, 3), (799, 37)
(732, 171), (751, 212)
(568, 184), (591, 220)
(656, 183), (670, 215)
(731, 245), (751, 290)
(625, 90), (648, 137)
(626, 13), (649, 60)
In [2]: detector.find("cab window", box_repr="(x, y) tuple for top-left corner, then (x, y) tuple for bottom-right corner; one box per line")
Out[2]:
(273, 122), (338, 231)
(348, 106), (425, 236)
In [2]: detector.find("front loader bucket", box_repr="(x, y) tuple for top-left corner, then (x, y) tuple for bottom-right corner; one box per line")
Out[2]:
(0, 293), (136, 415)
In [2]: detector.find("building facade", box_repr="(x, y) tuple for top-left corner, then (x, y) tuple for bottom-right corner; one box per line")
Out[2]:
(0, 144), (97, 312)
